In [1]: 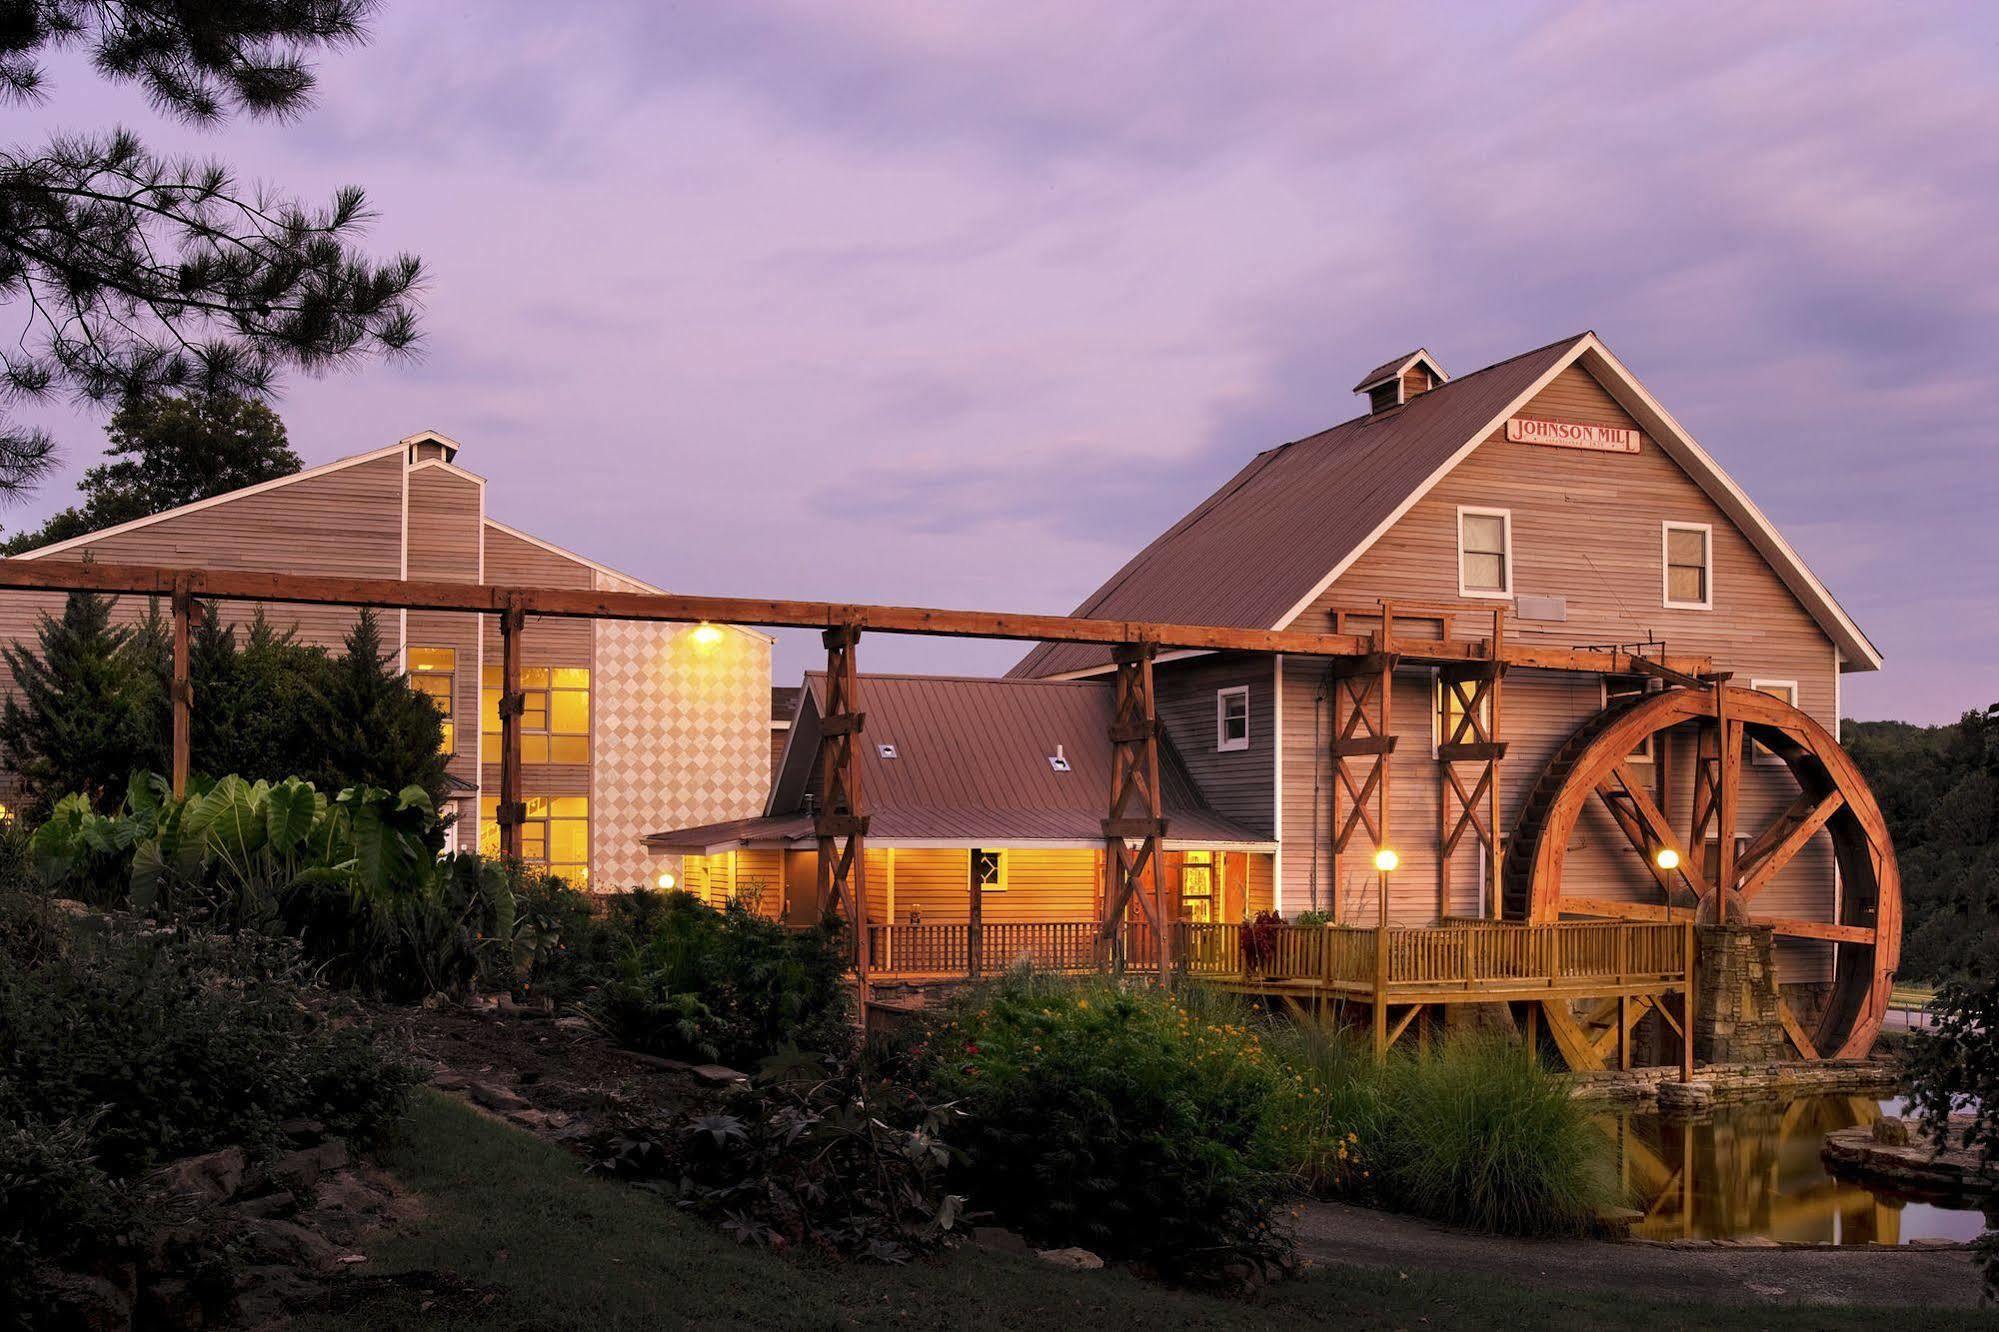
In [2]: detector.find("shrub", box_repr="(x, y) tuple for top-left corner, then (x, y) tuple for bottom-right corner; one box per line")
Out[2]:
(588, 892), (850, 1066)
(0, 916), (418, 1177)
(921, 970), (1291, 1282)
(0, 1113), (147, 1329)
(593, 1050), (964, 1262)
(1370, 1034), (1616, 1235)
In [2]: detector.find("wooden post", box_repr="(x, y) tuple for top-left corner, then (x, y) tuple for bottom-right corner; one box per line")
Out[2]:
(1488, 609), (1504, 920)
(498, 597), (525, 860)
(1373, 618), (1393, 1058)
(967, 851), (984, 979)
(814, 625), (870, 1007)
(1101, 643), (1166, 979)
(1681, 918), (1696, 1082)
(1715, 686), (1740, 907)
(170, 580), (193, 798)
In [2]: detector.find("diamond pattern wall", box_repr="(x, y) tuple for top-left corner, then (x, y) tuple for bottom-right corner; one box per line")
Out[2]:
(590, 572), (772, 889)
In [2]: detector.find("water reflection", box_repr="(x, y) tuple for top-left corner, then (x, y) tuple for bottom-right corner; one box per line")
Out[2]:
(1598, 1094), (1992, 1245)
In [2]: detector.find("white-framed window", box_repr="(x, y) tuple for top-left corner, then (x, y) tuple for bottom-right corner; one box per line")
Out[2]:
(1662, 521), (1713, 610)
(972, 847), (1007, 893)
(1602, 676), (1654, 762)
(1216, 685), (1251, 752)
(1749, 679), (1797, 765)
(1457, 506), (1513, 598)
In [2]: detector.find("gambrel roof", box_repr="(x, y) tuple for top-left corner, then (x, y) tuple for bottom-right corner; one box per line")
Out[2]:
(1011, 332), (1880, 679)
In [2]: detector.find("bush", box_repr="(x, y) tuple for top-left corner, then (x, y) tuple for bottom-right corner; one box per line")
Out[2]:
(588, 892), (850, 1067)
(593, 1050), (964, 1262)
(920, 970), (1291, 1283)
(0, 1114), (147, 1329)
(0, 916), (418, 1177)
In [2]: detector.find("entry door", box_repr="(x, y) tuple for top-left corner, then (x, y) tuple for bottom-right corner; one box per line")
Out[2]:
(1180, 851), (1216, 922)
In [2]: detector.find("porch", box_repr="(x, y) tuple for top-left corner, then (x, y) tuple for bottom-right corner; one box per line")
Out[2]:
(865, 916), (1697, 1073)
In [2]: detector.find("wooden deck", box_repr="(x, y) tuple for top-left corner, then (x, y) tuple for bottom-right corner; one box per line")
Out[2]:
(865, 917), (1696, 1074)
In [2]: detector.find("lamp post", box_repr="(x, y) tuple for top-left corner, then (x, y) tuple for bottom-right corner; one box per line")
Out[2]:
(1372, 845), (1399, 1058)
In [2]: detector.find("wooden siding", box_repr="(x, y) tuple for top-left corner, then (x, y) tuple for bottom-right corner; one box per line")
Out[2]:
(404, 464), (484, 805)
(1155, 653), (1276, 838)
(1284, 362), (1838, 981)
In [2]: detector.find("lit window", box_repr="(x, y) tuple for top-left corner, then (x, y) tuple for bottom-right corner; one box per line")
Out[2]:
(1602, 676), (1653, 762)
(1181, 850), (1215, 922)
(1434, 675), (1492, 750)
(481, 665), (591, 765)
(1749, 680), (1797, 765)
(1216, 686), (1250, 752)
(480, 795), (589, 885)
(972, 848), (1006, 893)
(1458, 508), (1512, 597)
(1663, 523), (1712, 609)
(408, 646), (456, 755)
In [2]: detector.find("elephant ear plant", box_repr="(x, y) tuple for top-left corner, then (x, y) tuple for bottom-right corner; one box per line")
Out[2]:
(30, 771), (514, 999)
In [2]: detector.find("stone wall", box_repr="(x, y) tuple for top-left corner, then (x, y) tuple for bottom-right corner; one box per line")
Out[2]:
(1694, 924), (1786, 1064)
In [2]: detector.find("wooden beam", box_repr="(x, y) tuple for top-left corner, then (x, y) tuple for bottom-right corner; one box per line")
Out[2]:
(498, 598), (525, 861)
(1765, 917), (1876, 946)
(1541, 1001), (1606, 1072)
(0, 558), (1713, 676)
(1557, 897), (1695, 924)
(169, 581), (192, 799)
(1777, 993), (1821, 1061)
(1737, 790), (1845, 903)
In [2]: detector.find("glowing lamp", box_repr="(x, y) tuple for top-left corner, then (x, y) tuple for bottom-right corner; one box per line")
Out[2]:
(1654, 847), (1681, 871)
(656, 870), (678, 891)
(691, 623), (724, 647)
(1372, 847), (1401, 874)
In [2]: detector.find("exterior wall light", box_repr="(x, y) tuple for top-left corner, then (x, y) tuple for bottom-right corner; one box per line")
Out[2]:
(1373, 847), (1400, 873)
(691, 623), (724, 647)
(656, 870), (678, 890)
(1654, 847), (1681, 871)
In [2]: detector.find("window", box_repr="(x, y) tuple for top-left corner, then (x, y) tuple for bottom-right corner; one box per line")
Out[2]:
(1433, 673), (1491, 751)
(481, 666), (591, 764)
(972, 848), (1006, 893)
(480, 795), (589, 885)
(1663, 522), (1712, 609)
(408, 646), (457, 755)
(1216, 686), (1250, 752)
(1457, 507), (1513, 597)
(1749, 680), (1797, 765)
(1180, 850), (1216, 923)
(1602, 676), (1654, 762)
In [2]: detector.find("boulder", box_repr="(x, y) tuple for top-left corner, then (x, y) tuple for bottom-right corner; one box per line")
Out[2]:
(469, 1082), (533, 1113)
(240, 1218), (343, 1271)
(152, 1146), (248, 1203)
(691, 1063), (749, 1086)
(1872, 1115), (1912, 1146)
(1035, 1246), (1105, 1270)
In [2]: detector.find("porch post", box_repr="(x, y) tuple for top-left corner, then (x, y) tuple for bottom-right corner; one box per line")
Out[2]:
(498, 597), (525, 860)
(170, 578), (193, 799)
(967, 851), (983, 979)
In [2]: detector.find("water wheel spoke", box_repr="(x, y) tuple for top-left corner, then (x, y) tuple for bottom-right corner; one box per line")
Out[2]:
(1763, 917), (1875, 946)
(1776, 994), (1821, 1061)
(1555, 896), (1692, 923)
(1737, 790), (1845, 903)
(1598, 762), (1709, 902)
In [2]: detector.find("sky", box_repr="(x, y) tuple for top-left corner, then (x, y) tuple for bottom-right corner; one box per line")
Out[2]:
(11, 2), (1998, 723)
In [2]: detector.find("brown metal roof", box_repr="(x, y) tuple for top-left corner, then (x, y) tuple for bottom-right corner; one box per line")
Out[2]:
(644, 812), (816, 854)
(1011, 334), (1587, 678)
(647, 673), (1273, 849)
(771, 685), (802, 723)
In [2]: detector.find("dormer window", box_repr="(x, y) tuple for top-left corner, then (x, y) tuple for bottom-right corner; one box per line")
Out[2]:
(1353, 349), (1449, 414)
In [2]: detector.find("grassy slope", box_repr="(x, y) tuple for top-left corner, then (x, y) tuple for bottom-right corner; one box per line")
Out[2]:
(305, 1091), (1984, 1332)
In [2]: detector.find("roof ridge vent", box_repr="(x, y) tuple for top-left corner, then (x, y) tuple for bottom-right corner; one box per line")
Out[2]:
(1353, 349), (1448, 414)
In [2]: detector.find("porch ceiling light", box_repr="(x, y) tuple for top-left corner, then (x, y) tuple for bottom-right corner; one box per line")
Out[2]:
(1654, 847), (1681, 871)
(1373, 847), (1400, 873)
(656, 870), (678, 890)
(691, 622), (724, 647)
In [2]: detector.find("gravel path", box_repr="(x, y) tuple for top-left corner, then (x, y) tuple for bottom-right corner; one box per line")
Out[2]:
(1295, 1200), (1988, 1309)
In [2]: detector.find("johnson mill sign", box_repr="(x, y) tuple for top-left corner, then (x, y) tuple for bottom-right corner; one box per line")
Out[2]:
(1505, 417), (1641, 454)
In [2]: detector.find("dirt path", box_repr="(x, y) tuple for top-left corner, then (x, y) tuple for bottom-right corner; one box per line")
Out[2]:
(1295, 1201), (1988, 1309)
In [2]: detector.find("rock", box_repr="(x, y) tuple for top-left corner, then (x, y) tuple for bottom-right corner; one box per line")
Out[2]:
(974, 1226), (1030, 1255)
(691, 1063), (748, 1085)
(34, 1265), (136, 1332)
(240, 1217), (343, 1271)
(233, 1190), (299, 1220)
(278, 1118), (326, 1145)
(1035, 1246), (1104, 1270)
(268, 1139), (347, 1193)
(469, 1082), (533, 1113)
(555, 1015), (593, 1032)
(153, 1145), (249, 1202)
(1872, 1115), (1912, 1146)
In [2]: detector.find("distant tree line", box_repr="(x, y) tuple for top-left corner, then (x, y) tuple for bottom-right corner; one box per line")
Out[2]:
(1845, 705), (1999, 983)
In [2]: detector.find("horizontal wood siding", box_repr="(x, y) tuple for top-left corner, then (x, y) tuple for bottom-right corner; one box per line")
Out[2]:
(1156, 653), (1274, 837)
(405, 464), (484, 807)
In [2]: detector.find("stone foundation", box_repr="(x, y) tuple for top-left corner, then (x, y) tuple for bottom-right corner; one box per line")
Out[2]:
(1569, 1056), (1902, 1108)
(1694, 925), (1786, 1064)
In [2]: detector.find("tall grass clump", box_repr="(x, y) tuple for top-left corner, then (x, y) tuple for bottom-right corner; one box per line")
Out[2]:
(1372, 1034), (1617, 1235)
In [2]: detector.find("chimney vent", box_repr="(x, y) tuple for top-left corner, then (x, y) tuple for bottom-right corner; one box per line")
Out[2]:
(1352, 350), (1448, 414)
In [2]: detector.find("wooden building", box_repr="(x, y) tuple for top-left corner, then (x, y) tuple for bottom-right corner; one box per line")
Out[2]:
(0, 433), (773, 887)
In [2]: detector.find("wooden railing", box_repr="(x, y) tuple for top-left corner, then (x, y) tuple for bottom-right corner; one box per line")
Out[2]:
(866, 918), (1690, 993)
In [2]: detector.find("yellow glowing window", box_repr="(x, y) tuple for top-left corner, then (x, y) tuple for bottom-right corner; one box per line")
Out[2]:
(408, 646), (456, 755)
(481, 665), (590, 765)
(479, 795), (589, 886)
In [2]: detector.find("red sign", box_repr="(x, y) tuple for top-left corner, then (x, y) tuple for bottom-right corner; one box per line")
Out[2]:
(1506, 417), (1641, 454)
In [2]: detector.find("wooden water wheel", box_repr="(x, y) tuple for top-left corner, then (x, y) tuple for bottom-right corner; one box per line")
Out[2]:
(1504, 685), (1899, 1060)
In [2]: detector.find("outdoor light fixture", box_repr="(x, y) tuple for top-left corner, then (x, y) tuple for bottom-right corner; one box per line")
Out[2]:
(656, 870), (678, 890)
(1373, 847), (1400, 873)
(691, 623), (724, 647)
(1654, 847), (1681, 871)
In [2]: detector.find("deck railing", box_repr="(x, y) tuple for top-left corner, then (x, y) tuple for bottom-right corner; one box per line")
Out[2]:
(865, 918), (1690, 992)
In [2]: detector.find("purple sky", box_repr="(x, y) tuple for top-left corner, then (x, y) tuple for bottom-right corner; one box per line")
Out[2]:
(13, 4), (1997, 722)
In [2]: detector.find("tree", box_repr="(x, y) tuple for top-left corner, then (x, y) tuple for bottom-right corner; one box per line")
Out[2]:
(4, 391), (301, 551)
(0, 1), (421, 495)
(305, 609), (450, 815)
(0, 591), (164, 813)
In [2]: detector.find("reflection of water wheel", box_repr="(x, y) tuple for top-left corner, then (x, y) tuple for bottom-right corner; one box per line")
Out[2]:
(1504, 685), (1900, 1060)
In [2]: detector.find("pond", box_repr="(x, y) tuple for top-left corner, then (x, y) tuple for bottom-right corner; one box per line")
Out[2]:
(1598, 1094), (1993, 1245)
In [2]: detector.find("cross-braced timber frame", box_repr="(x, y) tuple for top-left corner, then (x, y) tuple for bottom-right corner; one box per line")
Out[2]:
(1101, 644), (1167, 972)
(1327, 606), (1398, 925)
(814, 626), (870, 993)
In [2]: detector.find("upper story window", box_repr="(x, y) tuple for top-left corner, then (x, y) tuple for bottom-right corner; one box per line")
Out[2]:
(1457, 507), (1513, 598)
(973, 848), (1007, 893)
(481, 665), (591, 764)
(1663, 522), (1712, 609)
(1216, 686), (1250, 752)
(1749, 679), (1797, 764)
(408, 646), (456, 755)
